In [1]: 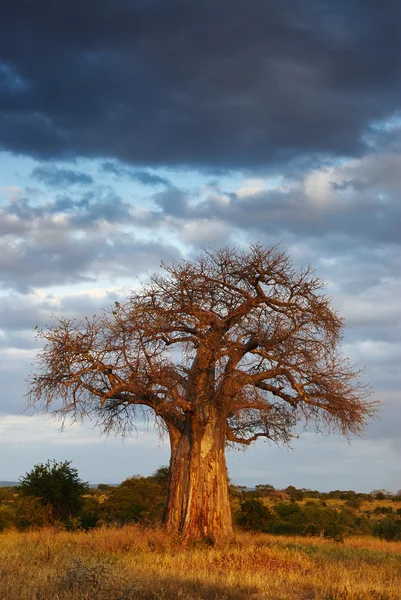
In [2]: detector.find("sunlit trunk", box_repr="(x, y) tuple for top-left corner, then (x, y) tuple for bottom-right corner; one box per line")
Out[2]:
(164, 412), (233, 543)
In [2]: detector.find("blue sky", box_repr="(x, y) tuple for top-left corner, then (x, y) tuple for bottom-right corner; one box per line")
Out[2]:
(0, 0), (400, 491)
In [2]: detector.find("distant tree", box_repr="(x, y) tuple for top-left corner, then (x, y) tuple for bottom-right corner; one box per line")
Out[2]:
(371, 489), (390, 500)
(18, 460), (88, 525)
(255, 484), (275, 498)
(97, 483), (112, 492)
(285, 485), (304, 501)
(229, 484), (248, 499)
(27, 245), (377, 542)
(345, 497), (362, 510)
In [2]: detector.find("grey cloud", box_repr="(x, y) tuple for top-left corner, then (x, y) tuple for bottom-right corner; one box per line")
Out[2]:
(0, 331), (37, 351)
(0, 294), (50, 332)
(0, 1), (400, 170)
(153, 187), (189, 217)
(364, 392), (401, 443)
(0, 189), (180, 291)
(4, 187), (134, 227)
(103, 162), (171, 187)
(67, 191), (133, 226)
(0, 351), (33, 415)
(0, 290), (130, 348)
(0, 212), (28, 236)
(0, 227), (180, 292)
(330, 179), (368, 192)
(143, 186), (401, 253)
(140, 152), (401, 254)
(32, 165), (93, 187)
(57, 290), (126, 318)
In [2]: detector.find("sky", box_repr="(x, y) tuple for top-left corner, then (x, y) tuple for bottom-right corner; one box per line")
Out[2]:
(0, 0), (400, 491)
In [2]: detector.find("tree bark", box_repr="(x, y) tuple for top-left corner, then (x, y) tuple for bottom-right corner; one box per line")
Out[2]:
(164, 411), (233, 543)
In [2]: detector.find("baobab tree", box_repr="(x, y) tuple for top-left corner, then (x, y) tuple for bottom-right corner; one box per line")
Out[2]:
(27, 245), (376, 542)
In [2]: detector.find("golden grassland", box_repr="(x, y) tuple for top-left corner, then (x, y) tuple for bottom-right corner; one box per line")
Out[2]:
(1, 525), (401, 599)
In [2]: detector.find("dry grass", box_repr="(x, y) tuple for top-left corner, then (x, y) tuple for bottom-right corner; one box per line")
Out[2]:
(1, 526), (401, 599)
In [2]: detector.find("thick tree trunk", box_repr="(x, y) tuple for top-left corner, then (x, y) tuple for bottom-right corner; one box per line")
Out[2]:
(164, 412), (233, 543)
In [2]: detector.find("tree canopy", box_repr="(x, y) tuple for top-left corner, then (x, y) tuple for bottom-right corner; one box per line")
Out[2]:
(27, 244), (377, 541)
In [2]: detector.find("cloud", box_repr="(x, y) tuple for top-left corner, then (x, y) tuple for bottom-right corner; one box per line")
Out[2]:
(0, 288), (134, 415)
(0, 186), (181, 291)
(32, 165), (93, 187)
(2, 185), (24, 202)
(1, 1), (400, 170)
(137, 152), (401, 263)
(102, 162), (171, 187)
(0, 226), (179, 292)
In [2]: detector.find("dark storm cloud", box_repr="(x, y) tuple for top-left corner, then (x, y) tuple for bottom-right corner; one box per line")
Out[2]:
(1, 0), (400, 170)
(32, 165), (93, 187)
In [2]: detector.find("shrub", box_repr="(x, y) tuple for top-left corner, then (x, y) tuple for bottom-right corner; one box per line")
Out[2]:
(14, 495), (55, 528)
(345, 497), (362, 509)
(97, 483), (112, 492)
(18, 460), (88, 526)
(373, 506), (393, 515)
(372, 518), (401, 541)
(100, 475), (166, 525)
(271, 502), (304, 535)
(274, 502), (302, 519)
(237, 499), (274, 531)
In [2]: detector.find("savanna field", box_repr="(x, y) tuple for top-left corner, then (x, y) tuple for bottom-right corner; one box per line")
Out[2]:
(1, 525), (401, 600)
(2, 471), (401, 599)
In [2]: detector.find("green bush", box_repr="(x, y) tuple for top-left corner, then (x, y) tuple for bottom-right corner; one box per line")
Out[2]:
(100, 474), (166, 525)
(274, 501), (302, 519)
(79, 492), (102, 530)
(14, 495), (55, 528)
(345, 497), (362, 509)
(373, 518), (401, 541)
(373, 505), (393, 515)
(18, 460), (88, 526)
(271, 502), (304, 535)
(237, 499), (274, 531)
(97, 483), (112, 492)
